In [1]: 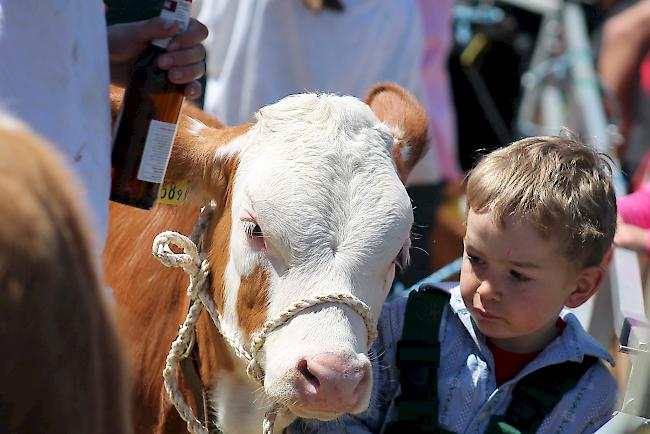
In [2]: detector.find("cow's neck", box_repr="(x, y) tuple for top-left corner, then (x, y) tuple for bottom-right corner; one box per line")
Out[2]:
(196, 305), (297, 434)
(208, 361), (294, 434)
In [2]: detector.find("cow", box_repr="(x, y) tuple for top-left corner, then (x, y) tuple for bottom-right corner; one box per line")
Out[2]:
(0, 115), (130, 434)
(104, 82), (428, 434)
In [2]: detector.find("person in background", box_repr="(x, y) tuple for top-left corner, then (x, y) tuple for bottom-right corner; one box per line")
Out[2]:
(0, 0), (207, 253)
(598, 0), (650, 189)
(195, 0), (462, 287)
(405, 0), (465, 287)
(615, 183), (650, 254)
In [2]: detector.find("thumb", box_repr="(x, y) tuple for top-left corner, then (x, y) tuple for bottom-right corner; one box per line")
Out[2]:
(108, 17), (179, 64)
(131, 16), (179, 44)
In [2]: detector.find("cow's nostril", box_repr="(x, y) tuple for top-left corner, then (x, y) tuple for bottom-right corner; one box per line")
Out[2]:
(297, 358), (320, 390)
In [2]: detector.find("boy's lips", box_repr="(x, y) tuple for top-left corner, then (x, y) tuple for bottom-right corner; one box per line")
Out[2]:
(476, 308), (500, 320)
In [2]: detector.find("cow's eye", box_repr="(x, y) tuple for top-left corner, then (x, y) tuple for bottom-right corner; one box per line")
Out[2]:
(393, 240), (411, 271)
(243, 220), (264, 238)
(393, 247), (406, 271)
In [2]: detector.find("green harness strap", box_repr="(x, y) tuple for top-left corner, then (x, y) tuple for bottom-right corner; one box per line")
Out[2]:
(385, 286), (451, 433)
(384, 284), (598, 434)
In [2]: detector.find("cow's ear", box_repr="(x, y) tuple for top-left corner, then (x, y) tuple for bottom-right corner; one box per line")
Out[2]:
(166, 109), (252, 204)
(109, 86), (249, 204)
(364, 83), (429, 184)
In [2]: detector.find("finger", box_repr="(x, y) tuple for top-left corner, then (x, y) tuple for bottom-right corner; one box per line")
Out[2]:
(158, 44), (206, 70)
(167, 62), (206, 85)
(183, 81), (203, 100)
(166, 18), (209, 51)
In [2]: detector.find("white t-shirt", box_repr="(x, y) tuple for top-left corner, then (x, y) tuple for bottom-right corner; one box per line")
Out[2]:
(198, 0), (447, 185)
(0, 0), (111, 250)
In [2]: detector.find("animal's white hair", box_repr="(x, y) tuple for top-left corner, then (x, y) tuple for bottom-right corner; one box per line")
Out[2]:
(255, 93), (394, 154)
(211, 91), (415, 432)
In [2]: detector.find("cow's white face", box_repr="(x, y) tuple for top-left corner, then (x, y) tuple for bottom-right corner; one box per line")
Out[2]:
(212, 93), (414, 419)
(171, 85), (427, 426)
(235, 94), (411, 417)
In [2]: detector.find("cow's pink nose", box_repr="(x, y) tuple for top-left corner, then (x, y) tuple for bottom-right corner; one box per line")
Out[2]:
(294, 353), (371, 415)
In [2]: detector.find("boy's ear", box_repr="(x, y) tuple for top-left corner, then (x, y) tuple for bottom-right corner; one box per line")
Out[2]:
(601, 245), (614, 269)
(564, 265), (606, 308)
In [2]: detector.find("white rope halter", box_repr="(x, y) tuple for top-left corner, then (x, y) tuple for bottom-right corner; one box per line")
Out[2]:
(151, 203), (378, 434)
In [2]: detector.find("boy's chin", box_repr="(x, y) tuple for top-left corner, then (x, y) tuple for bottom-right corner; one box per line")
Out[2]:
(481, 325), (560, 354)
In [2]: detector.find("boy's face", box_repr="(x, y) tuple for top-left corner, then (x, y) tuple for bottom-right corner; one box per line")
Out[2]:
(460, 209), (603, 353)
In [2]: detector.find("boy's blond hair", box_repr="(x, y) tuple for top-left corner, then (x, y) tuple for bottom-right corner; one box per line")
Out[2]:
(465, 135), (617, 269)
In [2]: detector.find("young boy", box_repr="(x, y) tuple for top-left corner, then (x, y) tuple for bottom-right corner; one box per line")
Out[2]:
(287, 135), (618, 433)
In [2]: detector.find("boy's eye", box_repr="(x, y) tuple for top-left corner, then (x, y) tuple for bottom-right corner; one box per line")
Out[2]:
(466, 254), (482, 265)
(510, 270), (531, 282)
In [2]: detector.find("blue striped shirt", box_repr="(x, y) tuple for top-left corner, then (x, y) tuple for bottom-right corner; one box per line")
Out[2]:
(286, 285), (617, 434)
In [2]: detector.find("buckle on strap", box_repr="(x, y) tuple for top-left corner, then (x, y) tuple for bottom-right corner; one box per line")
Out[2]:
(396, 340), (440, 367)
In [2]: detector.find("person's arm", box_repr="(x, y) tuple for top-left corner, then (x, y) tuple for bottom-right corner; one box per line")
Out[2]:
(107, 17), (208, 99)
(615, 219), (650, 254)
(599, 0), (650, 143)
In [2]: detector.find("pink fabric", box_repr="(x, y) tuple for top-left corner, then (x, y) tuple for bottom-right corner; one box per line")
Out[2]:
(618, 183), (650, 229)
(641, 52), (650, 93)
(417, 0), (462, 181)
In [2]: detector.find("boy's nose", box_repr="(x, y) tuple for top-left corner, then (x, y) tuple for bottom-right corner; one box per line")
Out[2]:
(476, 279), (501, 301)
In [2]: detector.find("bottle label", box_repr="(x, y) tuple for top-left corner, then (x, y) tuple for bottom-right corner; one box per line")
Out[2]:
(158, 180), (190, 205)
(152, 0), (193, 49)
(137, 119), (178, 183)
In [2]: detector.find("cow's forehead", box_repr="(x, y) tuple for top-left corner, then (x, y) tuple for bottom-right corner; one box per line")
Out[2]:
(238, 92), (403, 199)
(256, 92), (384, 137)
(229, 92), (413, 266)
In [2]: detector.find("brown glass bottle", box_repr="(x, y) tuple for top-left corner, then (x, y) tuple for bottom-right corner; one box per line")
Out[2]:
(110, 0), (192, 209)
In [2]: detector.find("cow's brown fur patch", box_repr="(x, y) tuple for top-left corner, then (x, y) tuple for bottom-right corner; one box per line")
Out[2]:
(106, 88), (254, 432)
(237, 268), (271, 339)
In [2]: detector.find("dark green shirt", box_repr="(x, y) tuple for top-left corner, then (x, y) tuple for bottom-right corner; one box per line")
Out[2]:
(105, 0), (163, 25)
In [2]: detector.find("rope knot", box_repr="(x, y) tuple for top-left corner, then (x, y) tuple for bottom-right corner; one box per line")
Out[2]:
(153, 231), (201, 276)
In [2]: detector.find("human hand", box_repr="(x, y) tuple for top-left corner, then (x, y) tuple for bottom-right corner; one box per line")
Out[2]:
(108, 17), (208, 100)
(614, 221), (649, 254)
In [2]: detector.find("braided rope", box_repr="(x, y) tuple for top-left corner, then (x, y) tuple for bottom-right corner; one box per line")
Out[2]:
(151, 206), (377, 434)
(247, 293), (377, 382)
(153, 232), (210, 434)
